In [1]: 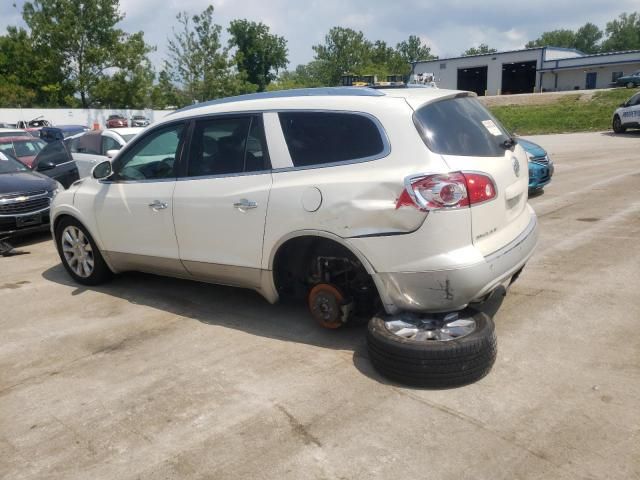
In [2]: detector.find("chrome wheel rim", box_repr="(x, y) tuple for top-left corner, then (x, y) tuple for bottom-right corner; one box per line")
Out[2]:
(384, 312), (476, 342)
(61, 226), (94, 278)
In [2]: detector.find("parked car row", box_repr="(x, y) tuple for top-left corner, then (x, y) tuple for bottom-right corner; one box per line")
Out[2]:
(106, 114), (150, 129)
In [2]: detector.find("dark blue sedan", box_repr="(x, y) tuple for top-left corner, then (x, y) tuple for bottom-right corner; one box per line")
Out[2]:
(519, 138), (554, 193)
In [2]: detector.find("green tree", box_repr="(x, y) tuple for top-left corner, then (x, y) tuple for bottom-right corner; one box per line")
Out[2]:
(0, 26), (69, 106)
(22, 0), (153, 108)
(601, 12), (640, 52)
(396, 35), (436, 63)
(369, 40), (408, 76)
(166, 5), (254, 105)
(267, 61), (331, 91)
(526, 29), (577, 49)
(228, 19), (288, 92)
(312, 27), (373, 85)
(526, 23), (604, 53)
(574, 23), (603, 53)
(150, 70), (182, 109)
(462, 43), (498, 56)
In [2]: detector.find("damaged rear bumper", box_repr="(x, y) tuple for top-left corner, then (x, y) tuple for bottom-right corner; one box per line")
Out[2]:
(374, 214), (538, 314)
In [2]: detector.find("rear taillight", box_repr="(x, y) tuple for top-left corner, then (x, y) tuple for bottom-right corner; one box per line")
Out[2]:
(396, 172), (496, 211)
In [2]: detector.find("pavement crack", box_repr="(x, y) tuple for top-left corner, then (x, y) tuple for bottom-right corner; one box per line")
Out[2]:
(394, 389), (561, 468)
(275, 404), (322, 448)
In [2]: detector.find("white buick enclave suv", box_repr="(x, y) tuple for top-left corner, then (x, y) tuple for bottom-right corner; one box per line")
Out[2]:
(51, 87), (537, 332)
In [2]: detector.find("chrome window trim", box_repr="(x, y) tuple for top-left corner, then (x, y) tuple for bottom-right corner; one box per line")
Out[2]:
(99, 177), (177, 185)
(113, 109), (391, 179)
(177, 169), (272, 182)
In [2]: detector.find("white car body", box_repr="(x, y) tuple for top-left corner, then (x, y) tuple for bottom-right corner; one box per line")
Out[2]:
(51, 87), (537, 314)
(69, 128), (144, 178)
(613, 92), (640, 131)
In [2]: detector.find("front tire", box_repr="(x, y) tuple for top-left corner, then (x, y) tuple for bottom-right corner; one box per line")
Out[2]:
(55, 217), (112, 285)
(626, 82), (635, 89)
(613, 115), (626, 134)
(367, 310), (497, 388)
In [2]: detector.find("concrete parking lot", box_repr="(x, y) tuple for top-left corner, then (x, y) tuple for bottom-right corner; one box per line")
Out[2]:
(1, 131), (639, 480)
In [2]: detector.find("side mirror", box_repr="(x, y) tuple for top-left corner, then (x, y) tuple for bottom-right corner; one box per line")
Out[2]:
(92, 160), (113, 180)
(36, 159), (56, 172)
(620, 102), (627, 107)
(106, 149), (120, 159)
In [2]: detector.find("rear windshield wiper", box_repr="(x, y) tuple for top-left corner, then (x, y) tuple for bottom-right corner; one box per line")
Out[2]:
(500, 137), (517, 150)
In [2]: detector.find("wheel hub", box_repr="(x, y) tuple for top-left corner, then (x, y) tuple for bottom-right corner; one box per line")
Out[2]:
(383, 312), (477, 342)
(308, 283), (350, 329)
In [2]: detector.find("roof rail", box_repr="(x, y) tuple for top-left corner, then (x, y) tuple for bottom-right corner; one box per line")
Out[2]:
(171, 87), (385, 114)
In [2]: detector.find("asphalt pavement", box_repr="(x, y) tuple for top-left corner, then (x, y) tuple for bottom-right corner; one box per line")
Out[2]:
(1, 130), (639, 480)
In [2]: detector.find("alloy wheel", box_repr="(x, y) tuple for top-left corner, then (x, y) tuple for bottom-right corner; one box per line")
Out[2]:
(61, 225), (95, 278)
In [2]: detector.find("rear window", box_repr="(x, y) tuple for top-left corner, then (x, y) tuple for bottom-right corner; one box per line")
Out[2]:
(414, 96), (511, 157)
(279, 112), (385, 167)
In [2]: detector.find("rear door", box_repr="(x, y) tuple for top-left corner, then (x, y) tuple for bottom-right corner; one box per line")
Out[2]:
(69, 133), (106, 178)
(621, 93), (640, 126)
(172, 114), (272, 288)
(413, 96), (530, 256)
(32, 140), (79, 188)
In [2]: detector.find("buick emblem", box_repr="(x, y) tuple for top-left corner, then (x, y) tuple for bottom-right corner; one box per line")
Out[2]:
(512, 157), (520, 177)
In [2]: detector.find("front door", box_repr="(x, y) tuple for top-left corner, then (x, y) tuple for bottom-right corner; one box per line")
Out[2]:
(622, 93), (640, 126)
(586, 72), (597, 89)
(93, 122), (187, 275)
(172, 115), (272, 288)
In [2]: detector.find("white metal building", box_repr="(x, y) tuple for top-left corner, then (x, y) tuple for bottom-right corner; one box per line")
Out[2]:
(410, 47), (640, 96)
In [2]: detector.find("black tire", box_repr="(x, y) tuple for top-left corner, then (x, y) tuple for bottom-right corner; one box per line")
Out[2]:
(54, 217), (113, 286)
(612, 115), (626, 134)
(366, 310), (497, 388)
(626, 82), (635, 89)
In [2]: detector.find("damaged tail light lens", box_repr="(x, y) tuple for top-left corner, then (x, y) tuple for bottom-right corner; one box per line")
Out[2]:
(396, 172), (496, 211)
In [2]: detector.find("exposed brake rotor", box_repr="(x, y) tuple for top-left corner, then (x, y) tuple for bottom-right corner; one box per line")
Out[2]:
(308, 283), (352, 329)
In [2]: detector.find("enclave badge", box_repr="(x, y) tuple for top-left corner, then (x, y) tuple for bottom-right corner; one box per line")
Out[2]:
(512, 157), (520, 177)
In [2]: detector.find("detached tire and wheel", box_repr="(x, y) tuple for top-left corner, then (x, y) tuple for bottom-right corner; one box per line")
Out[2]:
(367, 310), (497, 388)
(55, 217), (112, 286)
(613, 115), (626, 134)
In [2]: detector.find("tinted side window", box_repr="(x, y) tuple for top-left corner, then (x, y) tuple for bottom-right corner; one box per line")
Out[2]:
(187, 116), (270, 177)
(278, 112), (384, 167)
(113, 124), (184, 181)
(629, 94), (640, 106)
(102, 136), (121, 155)
(35, 141), (71, 166)
(414, 96), (511, 157)
(71, 134), (101, 155)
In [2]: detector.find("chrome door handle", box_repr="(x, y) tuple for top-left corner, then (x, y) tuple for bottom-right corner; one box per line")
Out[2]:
(148, 200), (168, 210)
(233, 199), (258, 210)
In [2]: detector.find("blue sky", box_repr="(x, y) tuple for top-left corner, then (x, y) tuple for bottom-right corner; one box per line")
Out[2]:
(1, 0), (637, 70)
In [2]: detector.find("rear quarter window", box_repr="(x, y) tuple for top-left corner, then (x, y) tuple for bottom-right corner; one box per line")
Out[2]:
(278, 112), (385, 167)
(414, 96), (511, 157)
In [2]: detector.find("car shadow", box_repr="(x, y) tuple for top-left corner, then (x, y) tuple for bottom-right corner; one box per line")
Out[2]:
(600, 131), (640, 138)
(1, 231), (51, 256)
(42, 263), (505, 389)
